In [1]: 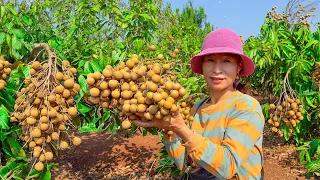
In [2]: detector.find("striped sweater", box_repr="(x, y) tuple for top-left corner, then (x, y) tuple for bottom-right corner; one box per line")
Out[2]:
(164, 91), (265, 180)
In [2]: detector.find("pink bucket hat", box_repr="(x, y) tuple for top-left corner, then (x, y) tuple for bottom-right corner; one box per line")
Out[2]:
(191, 28), (255, 76)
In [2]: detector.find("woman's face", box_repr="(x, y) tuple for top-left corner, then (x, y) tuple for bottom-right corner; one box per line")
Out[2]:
(202, 53), (242, 92)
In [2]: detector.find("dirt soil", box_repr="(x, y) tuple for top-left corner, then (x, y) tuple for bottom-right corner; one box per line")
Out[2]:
(51, 124), (313, 180)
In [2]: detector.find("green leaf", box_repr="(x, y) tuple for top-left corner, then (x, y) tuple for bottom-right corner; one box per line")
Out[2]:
(281, 45), (291, 58)
(12, 36), (22, 50)
(6, 34), (12, 46)
(309, 139), (319, 157)
(102, 110), (111, 121)
(38, 166), (51, 180)
(121, 23), (128, 29)
(83, 61), (92, 75)
(0, 107), (9, 129)
(92, 117), (100, 124)
(306, 96), (316, 108)
(305, 40), (317, 49)
(78, 75), (88, 93)
(8, 7), (17, 15)
(22, 65), (30, 77)
(90, 60), (103, 72)
(78, 60), (86, 68)
(7, 136), (26, 159)
(0, 32), (5, 45)
(0, 6), (5, 18)
(91, 6), (101, 12)
(22, 15), (32, 25)
(11, 29), (25, 39)
(112, 7), (121, 14)
(78, 103), (92, 115)
(140, 14), (151, 20)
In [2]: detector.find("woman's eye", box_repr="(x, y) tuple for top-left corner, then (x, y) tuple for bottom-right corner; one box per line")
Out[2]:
(224, 59), (231, 62)
(207, 59), (214, 62)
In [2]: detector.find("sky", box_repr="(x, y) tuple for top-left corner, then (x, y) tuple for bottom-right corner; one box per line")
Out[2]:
(163, 0), (320, 40)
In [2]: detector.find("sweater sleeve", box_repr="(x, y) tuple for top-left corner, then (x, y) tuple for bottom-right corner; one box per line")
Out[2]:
(183, 105), (265, 179)
(163, 99), (205, 171)
(163, 135), (187, 170)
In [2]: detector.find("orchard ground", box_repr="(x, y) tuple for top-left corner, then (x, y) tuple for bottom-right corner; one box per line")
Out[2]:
(51, 124), (309, 179)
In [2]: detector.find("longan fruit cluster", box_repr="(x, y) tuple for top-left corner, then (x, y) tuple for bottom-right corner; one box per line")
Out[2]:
(149, 44), (180, 60)
(0, 56), (12, 90)
(85, 54), (194, 136)
(10, 44), (82, 172)
(267, 94), (304, 137)
(312, 62), (320, 87)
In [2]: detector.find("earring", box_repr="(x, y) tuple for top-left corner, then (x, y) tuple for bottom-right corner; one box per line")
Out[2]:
(236, 72), (239, 80)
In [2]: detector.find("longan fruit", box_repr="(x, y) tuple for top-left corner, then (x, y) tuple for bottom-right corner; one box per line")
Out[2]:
(73, 83), (81, 92)
(51, 132), (59, 140)
(152, 74), (161, 83)
(26, 117), (36, 125)
(109, 80), (119, 89)
(179, 88), (187, 97)
(32, 61), (41, 70)
(137, 104), (147, 113)
(111, 89), (121, 99)
(148, 82), (158, 92)
(90, 87), (100, 97)
(34, 162), (44, 171)
(157, 54), (164, 60)
(30, 109), (39, 118)
(144, 112), (153, 120)
(93, 72), (101, 80)
(31, 128), (41, 138)
(163, 64), (170, 70)
(68, 107), (78, 117)
(40, 123), (49, 131)
(4, 68), (11, 74)
(64, 78), (75, 89)
(170, 90), (180, 99)
(164, 101), (173, 110)
(48, 94), (56, 102)
(73, 137), (81, 146)
(59, 124), (66, 131)
(150, 45), (156, 51)
(121, 119), (131, 129)
(1, 73), (7, 79)
(49, 108), (57, 118)
(56, 72), (64, 81)
(60, 141), (69, 150)
(103, 68), (113, 78)
(99, 81), (108, 90)
(0, 82), (4, 90)
(121, 90), (133, 99)
(45, 152), (54, 161)
(29, 141), (36, 148)
(86, 76), (95, 85)
(149, 105), (158, 115)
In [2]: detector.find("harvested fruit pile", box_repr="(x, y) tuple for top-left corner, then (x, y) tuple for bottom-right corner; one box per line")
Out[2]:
(312, 62), (320, 88)
(0, 55), (12, 90)
(10, 44), (82, 171)
(84, 53), (194, 136)
(267, 63), (304, 138)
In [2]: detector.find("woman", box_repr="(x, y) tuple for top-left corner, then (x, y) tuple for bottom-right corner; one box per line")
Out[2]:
(132, 28), (265, 180)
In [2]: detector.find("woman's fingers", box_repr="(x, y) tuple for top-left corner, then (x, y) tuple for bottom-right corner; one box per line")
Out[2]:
(131, 119), (155, 128)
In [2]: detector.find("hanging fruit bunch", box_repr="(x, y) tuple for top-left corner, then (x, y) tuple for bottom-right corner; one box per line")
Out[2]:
(0, 55), (12, 90)
(267, 63), (304, 138)
(84, 53), (195, 137)
(10, 44), (81, 172)
(312, 62), (320, 88)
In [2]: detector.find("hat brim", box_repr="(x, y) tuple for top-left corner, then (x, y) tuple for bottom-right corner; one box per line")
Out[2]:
(191, 47), (255, 76)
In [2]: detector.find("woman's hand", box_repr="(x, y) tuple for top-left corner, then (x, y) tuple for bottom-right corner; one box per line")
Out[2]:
(132, 111), (194, 142)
